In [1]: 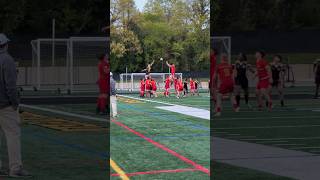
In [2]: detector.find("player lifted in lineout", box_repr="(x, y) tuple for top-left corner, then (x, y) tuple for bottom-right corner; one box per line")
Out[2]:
(142, 60), (155, 75)
(271, 55), (286, 106)
(255, 51), (272, 111)
(166, 61), (176, 79)
(214, 54), (239, 117)
(314, 59), (320, 99)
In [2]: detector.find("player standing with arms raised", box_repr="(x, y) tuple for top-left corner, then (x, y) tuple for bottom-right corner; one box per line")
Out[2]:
(215, 54), (238, 116)
(255, 51), (272, 111)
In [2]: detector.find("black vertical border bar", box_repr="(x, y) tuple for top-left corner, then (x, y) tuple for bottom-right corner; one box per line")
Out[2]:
(106, 1), (110, 179)
(210, 0), (214, 179)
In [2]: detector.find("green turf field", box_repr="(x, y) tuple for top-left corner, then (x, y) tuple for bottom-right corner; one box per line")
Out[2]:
(212, 86), (320, 180)
(16, 102), (108, 180)
(110, 93), (210, 179)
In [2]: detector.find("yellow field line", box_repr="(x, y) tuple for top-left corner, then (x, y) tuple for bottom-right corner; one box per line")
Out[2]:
(110, 159), (130, 180)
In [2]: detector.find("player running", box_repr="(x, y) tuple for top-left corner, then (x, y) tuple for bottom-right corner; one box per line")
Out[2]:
(255, 51), (272, 111)
(166, 61), (176, 78)
(314, 59), (320, 98)
(234, 53), (252, 108)
(140, 78), (145, 97)
(271, 55), (286, 106)
(164, 75), (171, 97)
(215, 54), (238, 116)
(96, 54), (108, 115)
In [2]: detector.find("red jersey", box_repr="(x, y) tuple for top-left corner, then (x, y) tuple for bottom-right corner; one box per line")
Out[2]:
(98, 60), (108, 80)
(165, 78), (170, 89)
(174, 78), (178, 89)
(151, 80), (157, 90)
(256, 59), (269, 80)
(140, 80), (145, 91)
(170, 64), (176, 75)
(190, 79), (195, 89)
(217, 62), (233, 82)
(145, 79), (151, 89)
(178, 79), (183, 91)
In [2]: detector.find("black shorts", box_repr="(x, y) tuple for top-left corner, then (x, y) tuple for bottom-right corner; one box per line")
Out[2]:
(235, 77), (248, 89)
(272, 79), (280, 87)
(184, 84), (188, 90)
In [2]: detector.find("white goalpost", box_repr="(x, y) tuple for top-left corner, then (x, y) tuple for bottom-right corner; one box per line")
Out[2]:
(119, 73), (183, 91)
(30, 37), (109, 93)
(211, 36), (231, 63)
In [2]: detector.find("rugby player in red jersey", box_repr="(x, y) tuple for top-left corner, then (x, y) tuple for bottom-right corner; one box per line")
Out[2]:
(140, 78), (145, 97)
(164, 75), (171, 97)
(166, 61), (176, 78)
(151, 78), (158, 97)
(215, 54), (238, 116)
(96, 54), (108, 114)
(190, 77), (195, 96)
(255, 51), (272, 111)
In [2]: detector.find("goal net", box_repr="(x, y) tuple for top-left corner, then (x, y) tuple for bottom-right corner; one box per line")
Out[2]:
(119, 73), (183, 92)
(30, 37), (109, 93)
(69, 37), (109, 92)
(211, 36), (231, 63)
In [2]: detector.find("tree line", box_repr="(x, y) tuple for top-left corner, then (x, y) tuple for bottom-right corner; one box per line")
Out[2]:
(0, 0), (107, 36)
(110, 0), (210, 73)
(212, 0), (320, 33)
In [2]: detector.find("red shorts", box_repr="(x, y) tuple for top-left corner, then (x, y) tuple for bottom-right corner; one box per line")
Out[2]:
(219, 80), (234, 94)
(257, 79), (270, 90)
(152, 87), (157, 91)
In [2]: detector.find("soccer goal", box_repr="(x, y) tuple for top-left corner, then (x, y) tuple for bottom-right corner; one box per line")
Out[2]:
(119, 73), (183, 92)
(211, 36), (231, 63)
(30, 37), (109, 93)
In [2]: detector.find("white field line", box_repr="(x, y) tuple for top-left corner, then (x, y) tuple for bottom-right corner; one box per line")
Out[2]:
(20, 104), (107, 122)
(119, 95), (210, 120)
(156, 105), (210, 120)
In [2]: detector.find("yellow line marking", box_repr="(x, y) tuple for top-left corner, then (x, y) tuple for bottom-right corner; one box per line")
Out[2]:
(110, 159), (129, 180)
(21, 112), (107, 132)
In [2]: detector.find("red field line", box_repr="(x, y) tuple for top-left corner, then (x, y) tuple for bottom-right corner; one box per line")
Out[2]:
(111, 168), (198, 177)
(111, 119), (210, 176)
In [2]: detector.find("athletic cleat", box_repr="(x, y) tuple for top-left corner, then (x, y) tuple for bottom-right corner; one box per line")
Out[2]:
(9, 167), (32, 178)
(214, 112), (221, 117)
(235, 107), (240, 112)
